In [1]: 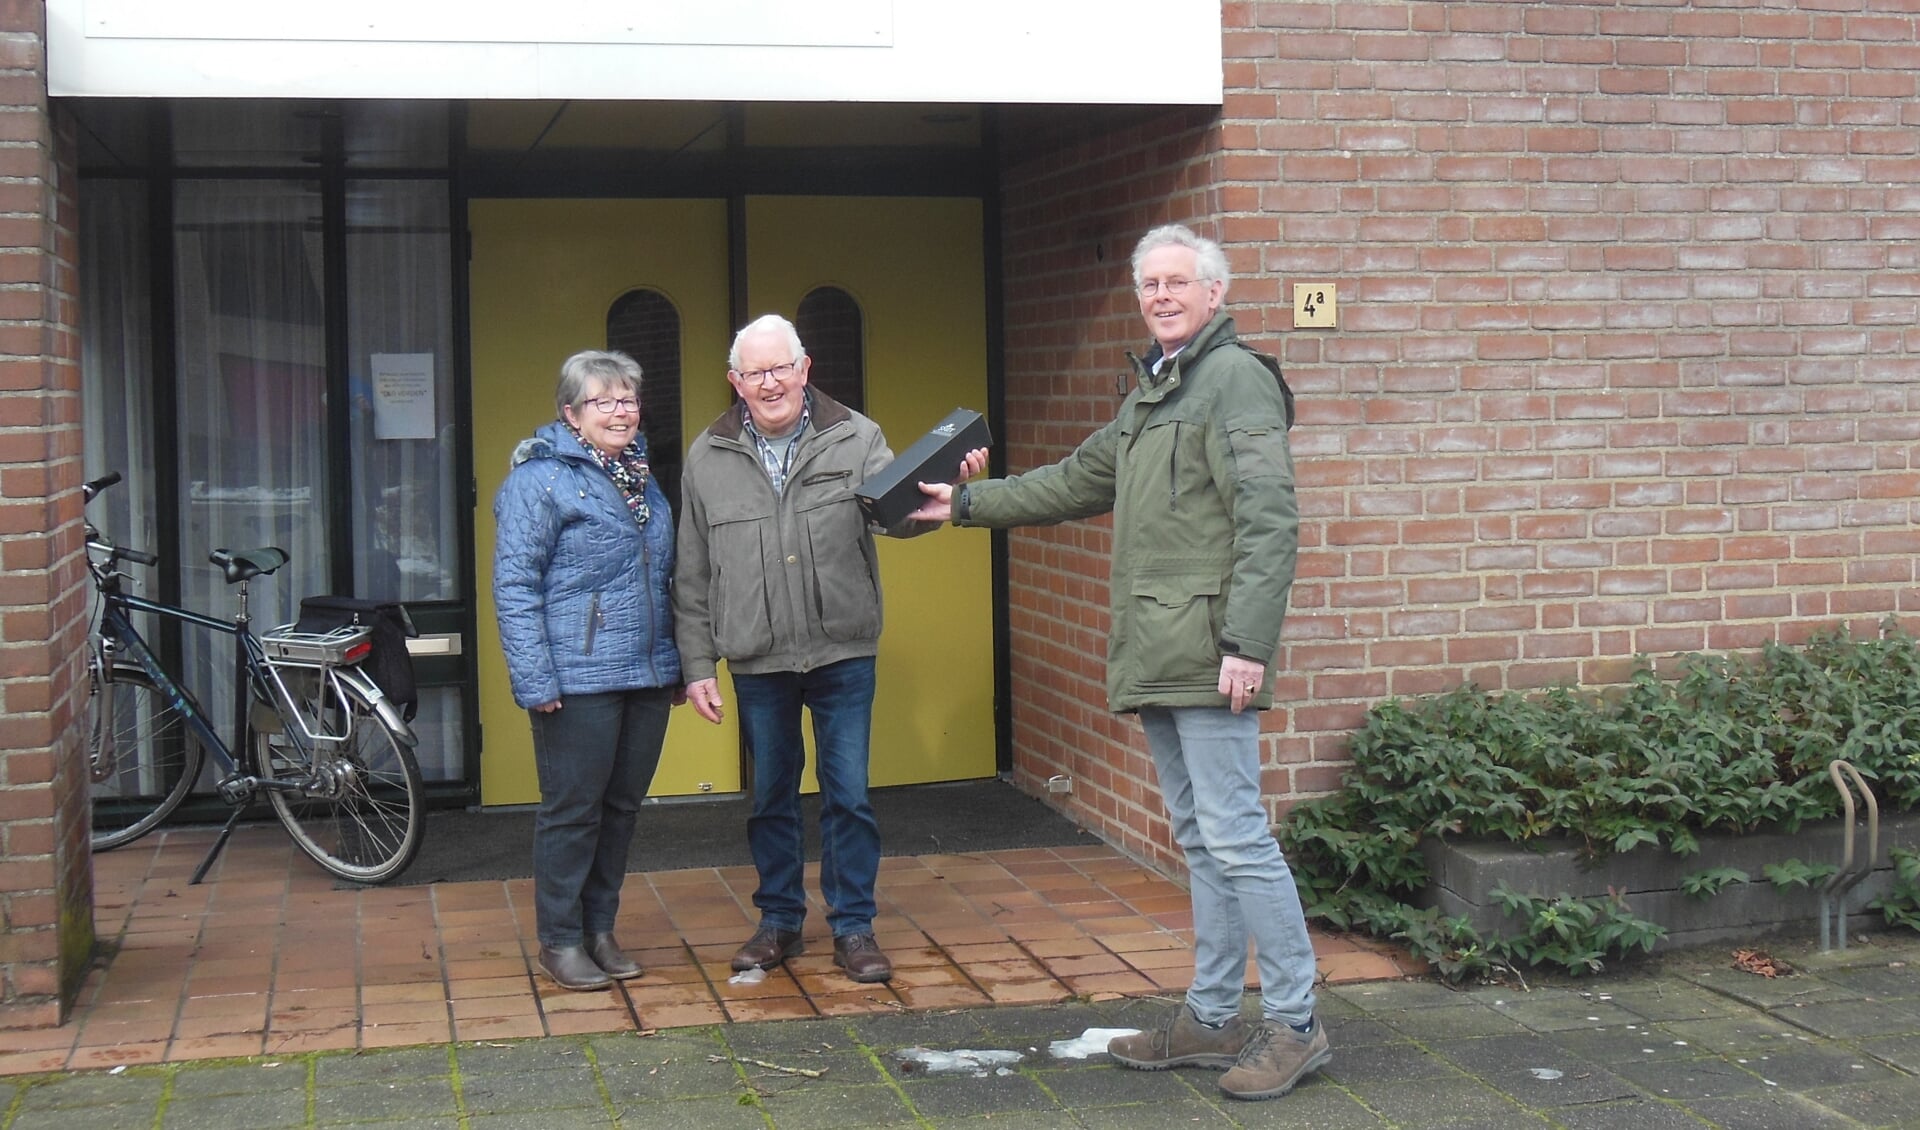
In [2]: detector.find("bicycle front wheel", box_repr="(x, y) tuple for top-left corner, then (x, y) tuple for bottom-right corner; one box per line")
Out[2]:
(256, 675), (424, 884)
(89, 668), (205, 851)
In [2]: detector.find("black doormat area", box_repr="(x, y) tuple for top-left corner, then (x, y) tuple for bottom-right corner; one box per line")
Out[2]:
(388, 777), (1098, 888)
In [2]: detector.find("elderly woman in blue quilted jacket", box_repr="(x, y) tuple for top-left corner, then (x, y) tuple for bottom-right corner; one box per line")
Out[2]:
(493, 349), (680, 992)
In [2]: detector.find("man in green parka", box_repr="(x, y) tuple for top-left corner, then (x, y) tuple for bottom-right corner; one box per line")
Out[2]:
(913, 224), (1326, 1103)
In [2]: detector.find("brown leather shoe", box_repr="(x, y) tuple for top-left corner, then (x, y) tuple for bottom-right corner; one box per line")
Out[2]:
(730, 926), (805, 972)
(537, 944), (611, 991)
(1218, 1017), (1332, 1101)
(832, 933), (893, 983)
(586, 932), (642, 980)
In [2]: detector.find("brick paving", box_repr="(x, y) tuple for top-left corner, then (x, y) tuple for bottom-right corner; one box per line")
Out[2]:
(0, 822), (1418, 1073)
(2, 929), (1918, 1127)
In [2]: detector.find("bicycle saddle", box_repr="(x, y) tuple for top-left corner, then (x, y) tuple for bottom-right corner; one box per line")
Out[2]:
(208, 547), (290, 584)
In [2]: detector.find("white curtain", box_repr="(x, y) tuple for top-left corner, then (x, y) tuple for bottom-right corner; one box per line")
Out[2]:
(79, 180), (157, 568)
(346, 180), (456, 603)
(172, 180), (331, 716)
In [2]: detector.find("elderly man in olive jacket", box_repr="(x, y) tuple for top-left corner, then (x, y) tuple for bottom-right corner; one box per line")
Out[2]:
(913, 224), (1325, 1104)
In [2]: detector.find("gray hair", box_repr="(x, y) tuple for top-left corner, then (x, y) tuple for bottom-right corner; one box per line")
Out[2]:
(728, 313), (807, 371)
(555, 350), (642, 416)
(1131, 224), (1231, 299)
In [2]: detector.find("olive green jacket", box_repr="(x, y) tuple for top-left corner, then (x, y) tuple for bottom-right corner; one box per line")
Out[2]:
(674, 390), (931, 680)
(956, 313), (1297, 712)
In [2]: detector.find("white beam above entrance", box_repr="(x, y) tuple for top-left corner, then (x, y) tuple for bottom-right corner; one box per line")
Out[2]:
(47, 0), (1223, 106)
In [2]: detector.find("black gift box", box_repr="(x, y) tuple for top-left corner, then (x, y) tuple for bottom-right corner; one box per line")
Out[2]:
(856, 407), (992, 528)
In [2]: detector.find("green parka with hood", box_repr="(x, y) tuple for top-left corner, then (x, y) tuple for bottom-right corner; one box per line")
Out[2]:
(956, 312), (1297, 712)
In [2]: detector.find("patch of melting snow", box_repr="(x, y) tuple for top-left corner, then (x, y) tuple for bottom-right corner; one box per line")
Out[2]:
(1048, 1029), (1141, 1060)
(894, 1047), (1025, 1077)
(1529, 1067), (1564, 1081)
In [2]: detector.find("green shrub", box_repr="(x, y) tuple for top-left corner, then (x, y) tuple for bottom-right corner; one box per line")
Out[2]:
(1280, 618), (1920, 980)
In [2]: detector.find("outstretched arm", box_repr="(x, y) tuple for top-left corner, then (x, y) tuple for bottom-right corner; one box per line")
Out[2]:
(908, 448), (990, 522)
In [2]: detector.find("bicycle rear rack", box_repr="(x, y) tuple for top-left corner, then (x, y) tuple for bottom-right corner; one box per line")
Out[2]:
(1819, 759), (1880, 953)
(260, 623), (372, 667)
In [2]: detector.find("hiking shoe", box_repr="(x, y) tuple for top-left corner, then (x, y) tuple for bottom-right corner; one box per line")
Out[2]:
(832, 933), (894, 983)
(1218, 1017), (1332, 1101)
(730, 925), (804, 972)
(1107, 1004), (1251, 1070)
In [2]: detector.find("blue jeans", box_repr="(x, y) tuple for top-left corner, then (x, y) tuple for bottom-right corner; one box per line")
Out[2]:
(528, 688), (671, 948)
(732, 656), (879, 939)
(1139, 705), (1318, 1027)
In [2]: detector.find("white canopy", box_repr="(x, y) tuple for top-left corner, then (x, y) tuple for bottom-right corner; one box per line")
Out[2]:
(48, 0), (1223, 105)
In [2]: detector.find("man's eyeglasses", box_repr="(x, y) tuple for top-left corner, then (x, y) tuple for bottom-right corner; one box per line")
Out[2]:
(734, 362), (799, 386)
(1137, 277), (1207, 298)
(581, 396), (639, 415)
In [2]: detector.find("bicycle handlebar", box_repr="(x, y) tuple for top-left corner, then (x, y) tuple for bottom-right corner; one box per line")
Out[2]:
(81, 471), (122, 503)
(82, 471), (158, 567)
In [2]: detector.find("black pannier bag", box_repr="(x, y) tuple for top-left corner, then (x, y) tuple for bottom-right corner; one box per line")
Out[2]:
(292, 596), (420, 721)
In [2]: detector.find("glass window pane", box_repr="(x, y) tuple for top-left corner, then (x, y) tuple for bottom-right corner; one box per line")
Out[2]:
(173, 100), (324, 167)
(70, 100), (154, 171)
(347, 181), (457, 601)
(796, 286), (864, 413)
(343, 101), (450, 168)
(606, 289), (682, 519)
(407, 687), (463, 784)
(80, 179), (158, 559)
(173, 180), (330, 716)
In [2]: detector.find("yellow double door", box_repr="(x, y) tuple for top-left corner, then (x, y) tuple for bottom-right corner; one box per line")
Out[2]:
(470, 197), (994, 804)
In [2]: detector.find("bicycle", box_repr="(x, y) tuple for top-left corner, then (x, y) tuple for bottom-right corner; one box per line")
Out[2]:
(83, 471), (427, 884)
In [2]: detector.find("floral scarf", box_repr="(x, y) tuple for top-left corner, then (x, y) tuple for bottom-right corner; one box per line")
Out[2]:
(565, 422), (651, 527)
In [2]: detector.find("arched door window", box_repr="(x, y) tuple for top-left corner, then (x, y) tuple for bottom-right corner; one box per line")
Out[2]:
(796, 286), (864, 414)
(606, 289), (683, 514)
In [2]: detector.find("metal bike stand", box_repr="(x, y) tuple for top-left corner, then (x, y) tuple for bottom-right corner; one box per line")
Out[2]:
(1818, 759), (1879, 953)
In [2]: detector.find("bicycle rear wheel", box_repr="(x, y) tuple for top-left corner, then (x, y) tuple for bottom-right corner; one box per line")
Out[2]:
(89, 668), (205, 851)
(255, 674), (424, 884)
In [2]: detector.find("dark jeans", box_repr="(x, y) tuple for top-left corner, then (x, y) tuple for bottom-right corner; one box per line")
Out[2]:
(528, 688), (671, 948)
(732, 656), (879, 938)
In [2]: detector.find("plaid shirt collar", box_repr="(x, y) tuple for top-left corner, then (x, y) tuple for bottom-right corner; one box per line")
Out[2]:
(741, 393), (812, 495)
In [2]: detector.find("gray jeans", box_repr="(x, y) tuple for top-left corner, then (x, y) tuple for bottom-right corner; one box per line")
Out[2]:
(528, 688), (671, 948)
(1139, 705), (1319, 1027)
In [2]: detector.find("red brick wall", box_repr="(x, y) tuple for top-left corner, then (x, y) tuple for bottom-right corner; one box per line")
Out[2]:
(997, 1), (1920, 874)
(0, 1), (93, 1027)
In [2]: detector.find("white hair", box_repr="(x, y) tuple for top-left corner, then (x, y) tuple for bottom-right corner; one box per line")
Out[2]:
(728, 314), (807, 370)
(1131, 224), (1231, 299)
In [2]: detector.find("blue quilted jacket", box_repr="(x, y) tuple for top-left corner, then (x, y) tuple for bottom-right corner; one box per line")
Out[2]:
(492, 421), (680, 708)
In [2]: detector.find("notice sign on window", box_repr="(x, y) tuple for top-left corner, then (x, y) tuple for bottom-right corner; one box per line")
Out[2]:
(371, 353), (436, 440)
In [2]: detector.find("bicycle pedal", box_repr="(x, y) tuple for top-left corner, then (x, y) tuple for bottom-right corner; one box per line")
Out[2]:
(214, 775), (256, 805)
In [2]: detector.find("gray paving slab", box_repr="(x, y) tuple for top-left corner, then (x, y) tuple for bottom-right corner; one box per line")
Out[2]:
(310, 1077), (461, 1123)
(17, 1070), (165, 1109)
(1547, 1098), (1713, 1130)
(1859, 1031), (1920, 1072)
(1214, 1081), (1392, 1129)
(11, 1105), (165, 1130)
(160, 1087), (311, 1128)
(1810, 1075), (1920, 1128)
(1076, 1097), (1242, 1128)
(894, 1071), (1061, 1120)
(1682, 1090), (1861, 1129)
